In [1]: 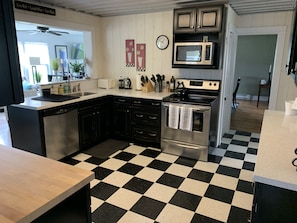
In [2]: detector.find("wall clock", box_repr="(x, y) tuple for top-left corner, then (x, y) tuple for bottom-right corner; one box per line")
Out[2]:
(156, 35), (169, 50)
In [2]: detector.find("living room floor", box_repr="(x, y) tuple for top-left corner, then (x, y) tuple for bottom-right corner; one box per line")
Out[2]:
(63, 130), (258, 223)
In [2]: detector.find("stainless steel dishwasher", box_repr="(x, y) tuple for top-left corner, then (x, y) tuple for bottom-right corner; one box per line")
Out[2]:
(43, 105), (79, 160)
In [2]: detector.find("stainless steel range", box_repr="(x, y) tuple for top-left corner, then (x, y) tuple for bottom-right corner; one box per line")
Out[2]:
(161, 79), (220, 161)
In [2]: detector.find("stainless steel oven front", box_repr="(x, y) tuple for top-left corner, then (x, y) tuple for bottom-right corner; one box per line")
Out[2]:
(161, 102), (211, 161)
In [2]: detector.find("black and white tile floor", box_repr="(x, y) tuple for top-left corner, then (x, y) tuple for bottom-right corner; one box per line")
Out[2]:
(63, 130), (259, 223)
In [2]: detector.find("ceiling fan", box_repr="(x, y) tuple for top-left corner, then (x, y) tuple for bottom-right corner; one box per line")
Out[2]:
(20, 26), (70, 36)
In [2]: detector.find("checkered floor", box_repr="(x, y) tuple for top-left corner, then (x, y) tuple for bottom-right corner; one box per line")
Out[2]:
(62, 130), (259, 223)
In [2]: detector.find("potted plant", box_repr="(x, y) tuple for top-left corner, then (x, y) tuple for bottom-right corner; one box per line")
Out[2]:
(51, 58), (59, 75)
(35, 71), (42, 83)
(70, 60), (83, 77)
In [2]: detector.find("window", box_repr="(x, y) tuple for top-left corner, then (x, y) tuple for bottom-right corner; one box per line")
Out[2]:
(18, 42), (50, 84)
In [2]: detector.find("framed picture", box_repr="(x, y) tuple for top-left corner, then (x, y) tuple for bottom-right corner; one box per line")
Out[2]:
(55, 45), (68, 71)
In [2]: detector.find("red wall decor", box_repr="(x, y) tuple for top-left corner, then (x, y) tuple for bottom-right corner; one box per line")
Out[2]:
(125, 39), (135, 67)
(136, 44), (146, 72)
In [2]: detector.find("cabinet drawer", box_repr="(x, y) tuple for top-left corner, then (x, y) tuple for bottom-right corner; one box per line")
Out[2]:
(113, 96), (131, 104)
(131, 126), (160, 143)
(132, 110), (160, 125)
(132, 98), (161, 108)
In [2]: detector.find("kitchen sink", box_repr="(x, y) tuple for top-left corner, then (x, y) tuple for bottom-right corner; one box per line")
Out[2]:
(31, 92), (96, 102)
(70, 91), (96, 97)
(32, 94), (80, 102)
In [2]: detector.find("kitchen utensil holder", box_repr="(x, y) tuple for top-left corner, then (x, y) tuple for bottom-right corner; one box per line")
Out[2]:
(142, 80), (154, 93)
(155, 82), (162, 93)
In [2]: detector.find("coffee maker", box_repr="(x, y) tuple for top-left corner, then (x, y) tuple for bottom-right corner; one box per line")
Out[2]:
(124, 77), (131, 89)
(119, 78), (124, 89)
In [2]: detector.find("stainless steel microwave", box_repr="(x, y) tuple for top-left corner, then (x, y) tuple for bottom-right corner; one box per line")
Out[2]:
(173, 42), (215, 66)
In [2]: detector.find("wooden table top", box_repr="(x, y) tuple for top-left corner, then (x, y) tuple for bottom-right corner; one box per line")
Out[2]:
(0, 145), (94, 223)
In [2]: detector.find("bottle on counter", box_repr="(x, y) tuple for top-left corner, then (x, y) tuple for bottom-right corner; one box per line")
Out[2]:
(58, 84), (64, 95)
(170, 76), (175, 92)
(64, 82), (71, 94)
(166, 81), (170, 92)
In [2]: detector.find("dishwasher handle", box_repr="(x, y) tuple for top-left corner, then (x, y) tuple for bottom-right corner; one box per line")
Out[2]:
(43, 106), (77, 117)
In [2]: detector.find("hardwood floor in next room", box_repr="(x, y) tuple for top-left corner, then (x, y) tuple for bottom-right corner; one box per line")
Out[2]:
(231, 99), (268, 134)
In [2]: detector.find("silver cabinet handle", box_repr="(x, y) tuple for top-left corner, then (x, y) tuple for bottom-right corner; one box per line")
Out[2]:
(148, 133), (157, 137)
(149, 116), (157, 120)
(136, 114), (144, 118)
(136, 130), (143, 134)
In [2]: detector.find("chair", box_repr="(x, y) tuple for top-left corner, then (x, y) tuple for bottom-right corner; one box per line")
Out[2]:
(232, 77), (241, 109)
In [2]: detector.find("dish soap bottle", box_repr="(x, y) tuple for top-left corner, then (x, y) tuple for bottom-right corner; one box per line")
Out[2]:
(58, 84), (64, 95)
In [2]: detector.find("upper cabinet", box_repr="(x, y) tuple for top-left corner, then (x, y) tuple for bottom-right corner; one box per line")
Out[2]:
(173, 6), (222, 33)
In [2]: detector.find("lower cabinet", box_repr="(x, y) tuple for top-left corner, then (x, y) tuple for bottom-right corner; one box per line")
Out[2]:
(131, 98), (161, 148)
(112, 96), (131, 140)
(112, 96), (161, 148)
(32, 185), (91, 223)
(251, 182), (297, 223)
(8, 95), (161, 159)
(78, 96), (112, 150)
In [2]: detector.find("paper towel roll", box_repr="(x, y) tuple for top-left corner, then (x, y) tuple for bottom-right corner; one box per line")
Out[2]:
(136, 73), (142, 91)
(285, 100), (297, 116)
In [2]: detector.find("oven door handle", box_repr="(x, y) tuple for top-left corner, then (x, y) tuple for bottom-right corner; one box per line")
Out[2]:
(162, 103), (210, 112)
(175, 143), (201, 149)
(192, 108), (210, 112)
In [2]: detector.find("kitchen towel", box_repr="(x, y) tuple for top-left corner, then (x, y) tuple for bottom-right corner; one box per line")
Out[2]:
(168, 104), (180, 129)
(179, 106), (193, 131)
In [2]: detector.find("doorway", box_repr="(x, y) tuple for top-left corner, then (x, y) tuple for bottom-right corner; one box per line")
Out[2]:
(231, 34), (277, 133)
(219, 26), (286, 137)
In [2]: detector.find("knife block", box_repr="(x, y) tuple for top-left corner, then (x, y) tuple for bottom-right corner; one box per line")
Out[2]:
(142, 80), (154, 93)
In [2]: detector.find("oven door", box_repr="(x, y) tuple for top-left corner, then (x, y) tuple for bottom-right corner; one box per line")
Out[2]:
(161, 102), (211, 161)
(161, 102), (211, 145)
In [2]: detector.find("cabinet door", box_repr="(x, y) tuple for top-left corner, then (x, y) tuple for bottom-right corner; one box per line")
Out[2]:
(113, 104), (130, 138)
(97, 104), (111, 141)
(173, 8), (197, 33)
(79, 107), (98, 149)
(197, 6), (222, 33)
(252, 182), (297, 223)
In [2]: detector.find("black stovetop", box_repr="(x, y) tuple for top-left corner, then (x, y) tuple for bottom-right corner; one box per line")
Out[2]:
(163, 93), (217, 106)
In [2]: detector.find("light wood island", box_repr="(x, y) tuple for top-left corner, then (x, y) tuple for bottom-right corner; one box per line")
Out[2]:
(0, 144), (94, 223)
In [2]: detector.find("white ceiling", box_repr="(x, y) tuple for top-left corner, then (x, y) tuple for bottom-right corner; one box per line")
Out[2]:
(32, 0), (296, 17)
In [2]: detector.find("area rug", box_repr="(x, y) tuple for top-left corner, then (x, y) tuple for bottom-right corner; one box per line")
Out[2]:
(84, 138), (129, 159)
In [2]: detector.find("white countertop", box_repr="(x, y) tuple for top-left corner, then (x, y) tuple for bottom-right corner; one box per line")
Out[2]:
(254, 110), (297, 191)
(12, 88), (172, 110)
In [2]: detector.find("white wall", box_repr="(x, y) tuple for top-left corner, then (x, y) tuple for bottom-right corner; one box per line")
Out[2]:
(101, 11), (223, 86)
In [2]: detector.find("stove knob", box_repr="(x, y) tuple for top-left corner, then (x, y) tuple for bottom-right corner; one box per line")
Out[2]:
(209, 83), (212, 86)
(214, 83), (217, 86)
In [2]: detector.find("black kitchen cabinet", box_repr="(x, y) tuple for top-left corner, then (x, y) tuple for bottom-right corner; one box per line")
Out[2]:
(287, 8), (297, 85)
(0, 0), (24, 106)
(131, 98), (161, 148)
(173, 5), (223, 33)
(251, 182), (297, 222)
(112, 96), (132, 140)
(7, 106), (45, 156)
(78, 96), (112, 150)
